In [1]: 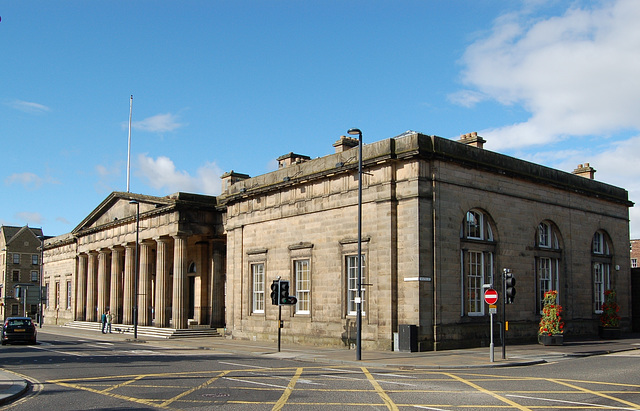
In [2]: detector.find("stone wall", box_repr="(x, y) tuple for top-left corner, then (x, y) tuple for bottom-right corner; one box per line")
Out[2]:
(221, 132), (632, 350)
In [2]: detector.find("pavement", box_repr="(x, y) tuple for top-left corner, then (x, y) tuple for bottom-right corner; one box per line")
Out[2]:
(1, 326), (639, 405)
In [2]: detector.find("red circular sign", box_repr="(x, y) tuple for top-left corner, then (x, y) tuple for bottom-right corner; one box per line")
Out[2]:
(484, 289), (498, 304)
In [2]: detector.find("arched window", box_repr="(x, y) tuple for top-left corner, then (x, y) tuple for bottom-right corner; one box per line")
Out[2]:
(460, 209), (496, 316)
(187, 261), (197, 273)
(535, 221), (562, 312)
(592, 230), (613, 313)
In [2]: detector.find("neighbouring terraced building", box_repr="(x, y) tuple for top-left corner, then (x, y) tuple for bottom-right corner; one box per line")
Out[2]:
(42, 131), (633, 350)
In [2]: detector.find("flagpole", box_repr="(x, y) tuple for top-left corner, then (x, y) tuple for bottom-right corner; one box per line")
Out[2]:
(126, 95), (133, 192)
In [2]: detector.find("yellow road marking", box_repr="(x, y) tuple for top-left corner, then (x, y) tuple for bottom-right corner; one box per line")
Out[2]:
(51, 380), (165, 408)
(444, 372), (532, 411)
(362, 367), (399, 411)
(101, 374), (146, 393)
(272, 367), (303, 411)
(159, 370), (230, 407)
(549, 378), (640, 409)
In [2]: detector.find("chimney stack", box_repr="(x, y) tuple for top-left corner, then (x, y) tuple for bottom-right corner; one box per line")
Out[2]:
(333, 135), (359, 153)
(277, 152), (311, 168)
(572, 163), (596, 179)
(458, 132), (486, 149)
(221, 170), (250, 192)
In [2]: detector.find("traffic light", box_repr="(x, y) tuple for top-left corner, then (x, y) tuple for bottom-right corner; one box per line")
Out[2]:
(505, 271), (516, 304)
(278, 280), (297, 305)
(270, 280), (279, 306)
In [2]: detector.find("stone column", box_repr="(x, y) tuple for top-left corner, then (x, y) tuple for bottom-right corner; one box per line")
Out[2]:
(76, 254), (88, 320)
(154, 237), (171, 328)
(172, 235), (188, 329)
(123, 243), (136, 325)
(196, 241), (210, 325)
(97, 248), (110, 318)
(86, 251), (98, 322)
(110, 247), (123, 324)
(139, 240), (153, 326)
(211, 241), (226, 327)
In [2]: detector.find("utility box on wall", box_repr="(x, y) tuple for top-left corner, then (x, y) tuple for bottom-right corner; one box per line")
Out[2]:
(398, 324), (418, 352)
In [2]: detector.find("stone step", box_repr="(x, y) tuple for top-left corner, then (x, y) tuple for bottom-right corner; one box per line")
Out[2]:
(63, 321), (222, 339)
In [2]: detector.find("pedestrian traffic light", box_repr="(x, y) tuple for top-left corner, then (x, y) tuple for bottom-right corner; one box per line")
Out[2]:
(278, 280), (297, 305)
(505, 271), (516, 304)
(270, 280), (279, 306)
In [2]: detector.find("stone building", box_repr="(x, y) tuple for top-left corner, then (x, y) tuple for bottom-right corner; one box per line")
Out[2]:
(0, 225), (44, 322)
(42, 192), (226, 329)
(41, 131), (633, 350)
(219, 131), (633, 350)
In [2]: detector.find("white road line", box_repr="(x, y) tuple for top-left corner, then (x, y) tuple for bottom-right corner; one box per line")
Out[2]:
(219, 361), (271, 369)
(31, 345), (88, 357)
(223, 377), (287, 389)
(507, 394), (640, 410)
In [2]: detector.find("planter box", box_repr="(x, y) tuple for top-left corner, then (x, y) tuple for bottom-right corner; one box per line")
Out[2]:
(538, 334), (563, 346)
(599, 326), (620, 340)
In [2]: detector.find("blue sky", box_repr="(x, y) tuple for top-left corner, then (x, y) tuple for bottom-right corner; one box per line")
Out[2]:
(2, 0), (640, 238)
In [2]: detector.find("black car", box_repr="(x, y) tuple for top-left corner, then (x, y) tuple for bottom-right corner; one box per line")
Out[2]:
(1, 317), (37, 345)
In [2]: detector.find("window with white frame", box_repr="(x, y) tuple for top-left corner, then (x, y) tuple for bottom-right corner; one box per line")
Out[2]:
(460, 209), (495, 316)
(467, 251), (484, 315)
(632, 258), (638, 268)
(31, 270), (39, 282)
(294, 259), (310, 314)
(538, 222), (551, 248)
(66, 280), (72, 310)
(593, 262), (610, 312)
(465, 211), (483, 240)
(535, 221), (562, 312)
(55, 282), (60, 309)
(32, 254), (39, 265)
(346, 255), (366, 316)
(251, 263), (265, 314)
(13, 253), (20, 264)
(592, 230), (612, 313)
(593, 231), (609, 255)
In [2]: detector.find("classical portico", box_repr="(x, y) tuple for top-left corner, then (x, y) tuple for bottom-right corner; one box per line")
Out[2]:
(43, 192), (225, 330)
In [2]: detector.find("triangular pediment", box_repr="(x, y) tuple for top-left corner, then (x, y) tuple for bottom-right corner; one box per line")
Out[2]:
(72, 192), (172, 234)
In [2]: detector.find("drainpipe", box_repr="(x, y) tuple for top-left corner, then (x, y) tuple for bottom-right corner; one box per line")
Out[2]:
(432, 164), (438, 351)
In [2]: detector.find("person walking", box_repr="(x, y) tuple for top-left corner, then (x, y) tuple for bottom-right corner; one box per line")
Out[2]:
(101, 311), (107, 334)
(106, 310), (112, 334)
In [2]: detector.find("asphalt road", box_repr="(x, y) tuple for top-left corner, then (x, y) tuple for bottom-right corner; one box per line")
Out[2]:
(1, 331), (639, 410)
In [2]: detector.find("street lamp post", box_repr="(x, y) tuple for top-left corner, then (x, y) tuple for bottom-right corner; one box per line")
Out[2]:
(129, 199), (140, 340)
(347, 128), (363, 361)
(38, 236), (44, 328)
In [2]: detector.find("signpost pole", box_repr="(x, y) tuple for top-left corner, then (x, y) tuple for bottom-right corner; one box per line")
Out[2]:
(490, 311), (494, 362)
(484, 288), (498, 363)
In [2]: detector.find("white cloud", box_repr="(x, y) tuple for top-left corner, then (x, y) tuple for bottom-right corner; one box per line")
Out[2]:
(6, 99), (50, 114)
(55, 216), (71, 225)
(456, 0), (640, 150)
(137, 154), (222, 195)
(15, 211), (44, 225)
(542, 135), (640, 238)
(447, 90), (487, 108)
(5, 172), (42, 188)
(5, 172), (60, 190)
(132, 113), (185, 133)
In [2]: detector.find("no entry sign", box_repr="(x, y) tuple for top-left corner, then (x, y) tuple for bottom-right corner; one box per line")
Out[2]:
(484, 288), (499, 305)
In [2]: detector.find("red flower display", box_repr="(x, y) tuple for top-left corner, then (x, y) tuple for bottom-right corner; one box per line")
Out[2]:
(538, 290), (564, 336)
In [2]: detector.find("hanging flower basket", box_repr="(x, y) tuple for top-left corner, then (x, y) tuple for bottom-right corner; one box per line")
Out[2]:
(538, 290), (564, 346)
